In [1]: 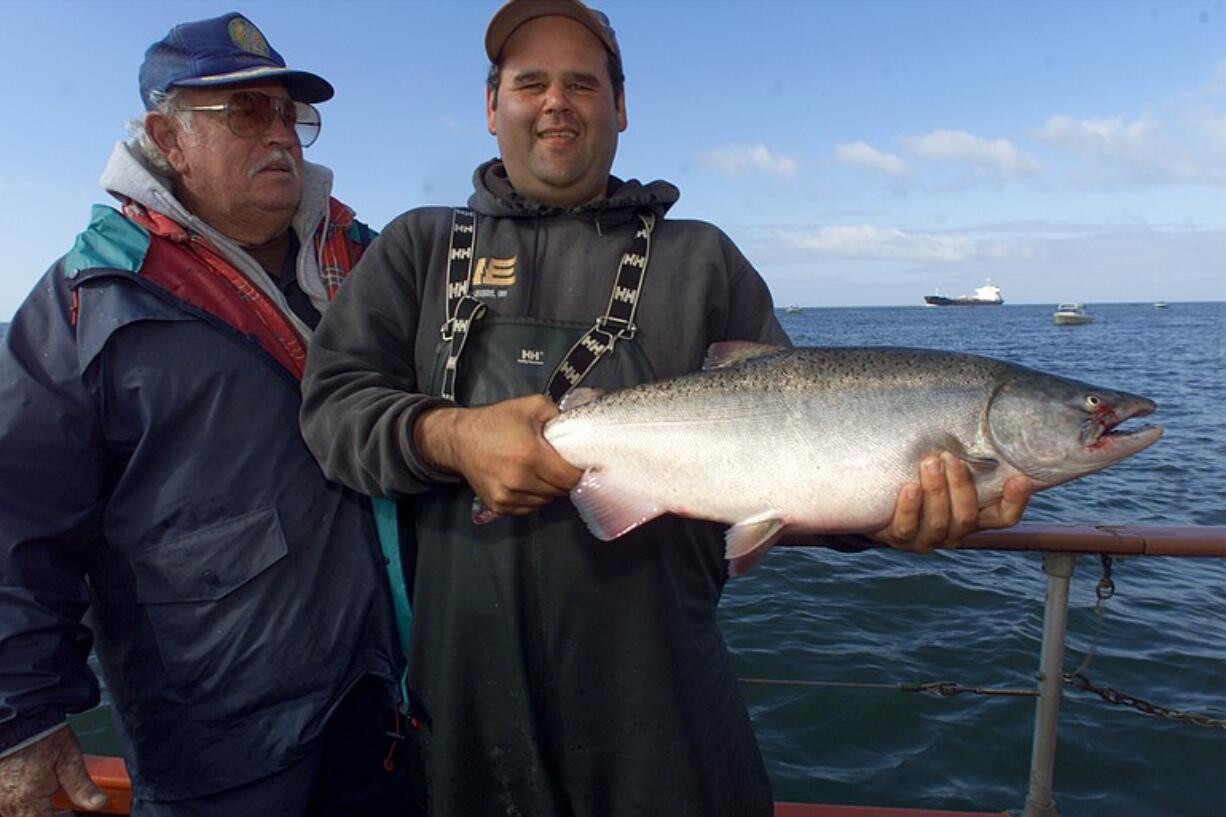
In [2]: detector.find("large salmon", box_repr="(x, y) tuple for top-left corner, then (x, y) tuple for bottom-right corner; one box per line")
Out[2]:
(542, 343), (1162, 574)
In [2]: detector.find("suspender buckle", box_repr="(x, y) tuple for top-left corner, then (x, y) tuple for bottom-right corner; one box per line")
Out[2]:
(596, 314), (635, 340)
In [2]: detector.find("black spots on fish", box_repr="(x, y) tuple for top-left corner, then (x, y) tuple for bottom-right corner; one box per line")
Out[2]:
(773, 347), (1001, 394)
(566, 345), (1020, 413)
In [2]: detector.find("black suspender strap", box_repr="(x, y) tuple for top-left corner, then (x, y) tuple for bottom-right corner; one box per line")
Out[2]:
(545, 210), (655, 404)
(439, 208), (486, 401)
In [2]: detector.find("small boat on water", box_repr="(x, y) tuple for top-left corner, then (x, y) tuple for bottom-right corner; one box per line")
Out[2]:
(1053, 303), (1094, 325)
(1153, 301), (1169, 309)
(785, 305), (803, 314)
(923, 282), (1003, 307)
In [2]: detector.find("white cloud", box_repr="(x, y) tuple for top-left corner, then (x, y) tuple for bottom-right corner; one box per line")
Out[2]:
(1034, 114), (1153, 155)
(696, 143), (799, 178)
(759, 225), (1226, 307)
(1033, 113), (1226, 185)
(777, 224), (1016, 263)
(904, 129), (1041, 176)
(1203, 58), (1226, 96)
(1204, 114), (1226, 148)
(834, 142), (909, 177)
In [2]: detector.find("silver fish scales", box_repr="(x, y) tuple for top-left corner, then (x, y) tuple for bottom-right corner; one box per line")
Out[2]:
(542, 343), (1163, 575)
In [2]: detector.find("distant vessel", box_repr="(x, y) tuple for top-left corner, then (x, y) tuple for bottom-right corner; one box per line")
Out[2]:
(923, 281), (1003, 306)
(1053, 303), (1094, 325)
(1153, 301), (1169, 309)
(785, 305), (803, 314)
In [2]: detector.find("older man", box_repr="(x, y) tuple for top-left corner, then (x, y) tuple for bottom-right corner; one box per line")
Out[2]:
(0, 13), (409, 817)
(300, 1), (1034, 815)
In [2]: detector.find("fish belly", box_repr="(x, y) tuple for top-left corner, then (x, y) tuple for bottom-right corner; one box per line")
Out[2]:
(545, 388), (985, 535)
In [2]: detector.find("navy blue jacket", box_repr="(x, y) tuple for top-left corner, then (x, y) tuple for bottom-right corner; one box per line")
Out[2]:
(0, 207), (402, 800)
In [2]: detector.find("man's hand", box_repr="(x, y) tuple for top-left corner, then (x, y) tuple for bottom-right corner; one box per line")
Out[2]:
(0, 726), (108, 816)
(871, 452), (1033, 553)
(414, 395), (583, 516)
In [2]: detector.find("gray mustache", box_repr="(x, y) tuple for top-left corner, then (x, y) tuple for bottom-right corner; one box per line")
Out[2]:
(250, 150), (299, 177)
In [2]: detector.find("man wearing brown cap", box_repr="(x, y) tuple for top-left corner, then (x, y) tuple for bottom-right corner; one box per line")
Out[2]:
(300, 2), (1033, 814)
(0, 12), (412, 817)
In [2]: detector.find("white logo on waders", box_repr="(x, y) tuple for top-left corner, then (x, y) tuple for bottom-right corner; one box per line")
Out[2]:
(518, 348), (545, 366)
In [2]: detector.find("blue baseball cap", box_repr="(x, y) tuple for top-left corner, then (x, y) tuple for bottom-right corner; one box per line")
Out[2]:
(139, 12), (333, 111)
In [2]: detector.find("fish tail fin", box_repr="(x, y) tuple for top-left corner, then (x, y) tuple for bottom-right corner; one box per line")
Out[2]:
(725, 512), (786, 576)
(570, 469), (665, 540)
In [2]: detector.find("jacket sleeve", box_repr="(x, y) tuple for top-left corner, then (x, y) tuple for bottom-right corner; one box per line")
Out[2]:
(301, 212), (458, 499)
(0, 266), (104, 753)
(713, 230), (790, 348)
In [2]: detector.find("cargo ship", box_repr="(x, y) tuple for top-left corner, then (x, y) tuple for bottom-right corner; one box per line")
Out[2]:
(923, 282), (1003, 306)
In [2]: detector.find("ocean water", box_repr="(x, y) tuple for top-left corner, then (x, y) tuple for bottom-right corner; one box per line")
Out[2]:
(3, 303), (1224, 815)
(721, 301), (1226, 816)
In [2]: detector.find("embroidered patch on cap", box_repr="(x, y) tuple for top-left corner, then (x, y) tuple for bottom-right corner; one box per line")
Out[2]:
(228, 17), (270, 57)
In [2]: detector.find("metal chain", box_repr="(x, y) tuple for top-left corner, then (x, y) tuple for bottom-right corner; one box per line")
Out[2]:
(738, 677), (1037, 698)
(742, 673), (1226, 729)
(1063, 671), (1226, 730)
(1060, 554), (1226, 729)
(742, 554), (1226, 729)
(1069, 553), (1114, 677)
(1095, 553), (1116, 601)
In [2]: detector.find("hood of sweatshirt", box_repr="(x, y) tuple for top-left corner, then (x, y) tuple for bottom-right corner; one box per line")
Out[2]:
(468, 159), (680, 228)
(98, 140), (336, 330)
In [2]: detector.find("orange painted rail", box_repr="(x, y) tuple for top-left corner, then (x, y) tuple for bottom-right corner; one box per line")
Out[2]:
(51, 754), (131, 815)
(954, 523), (1226, 557)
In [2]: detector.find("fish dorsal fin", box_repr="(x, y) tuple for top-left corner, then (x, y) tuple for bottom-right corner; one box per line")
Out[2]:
(703, 341), (789, 371)
(724, 511), (787, 576)
(558, 387), (605, 412)
(570, 469), (665, 541)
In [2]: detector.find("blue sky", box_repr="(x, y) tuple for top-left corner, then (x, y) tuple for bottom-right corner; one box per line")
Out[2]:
(2, 0), (1224, 318)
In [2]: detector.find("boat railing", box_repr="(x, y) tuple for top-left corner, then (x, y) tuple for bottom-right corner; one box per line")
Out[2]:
(52, 523), (1226, 817)
(907, 524), (1224, 817)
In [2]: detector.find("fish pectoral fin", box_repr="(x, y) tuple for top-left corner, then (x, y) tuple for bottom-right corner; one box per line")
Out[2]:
(929, 434), (1001, 475)
(558, 387), (605, 412)
(724, 512), (786, 576)
(703, 341), (789, 370)
(569, 469), (665, 541)
(954, 437), (1002, 474)
(959, 453), (1001, 474)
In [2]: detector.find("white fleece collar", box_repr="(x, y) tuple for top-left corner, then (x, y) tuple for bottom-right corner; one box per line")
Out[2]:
(98, 140), (336, 329)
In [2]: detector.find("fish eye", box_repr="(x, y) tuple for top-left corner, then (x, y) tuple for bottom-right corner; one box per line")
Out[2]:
(1085, 394), (1102, 409)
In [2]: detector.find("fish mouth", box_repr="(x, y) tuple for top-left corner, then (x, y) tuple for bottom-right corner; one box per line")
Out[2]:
(1087, 400), (1163, 456)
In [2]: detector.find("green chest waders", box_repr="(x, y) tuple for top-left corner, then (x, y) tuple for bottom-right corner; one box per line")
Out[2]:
(406, 209), (772, 817)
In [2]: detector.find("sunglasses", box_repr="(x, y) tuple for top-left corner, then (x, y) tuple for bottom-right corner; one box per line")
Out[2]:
(176, 91), (322, 147)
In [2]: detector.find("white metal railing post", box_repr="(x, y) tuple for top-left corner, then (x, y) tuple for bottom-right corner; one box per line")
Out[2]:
(1022, 552), (1077, 817)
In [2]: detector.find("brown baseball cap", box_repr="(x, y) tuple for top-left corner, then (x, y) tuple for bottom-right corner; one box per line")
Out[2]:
(485, 0), (621, 63)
